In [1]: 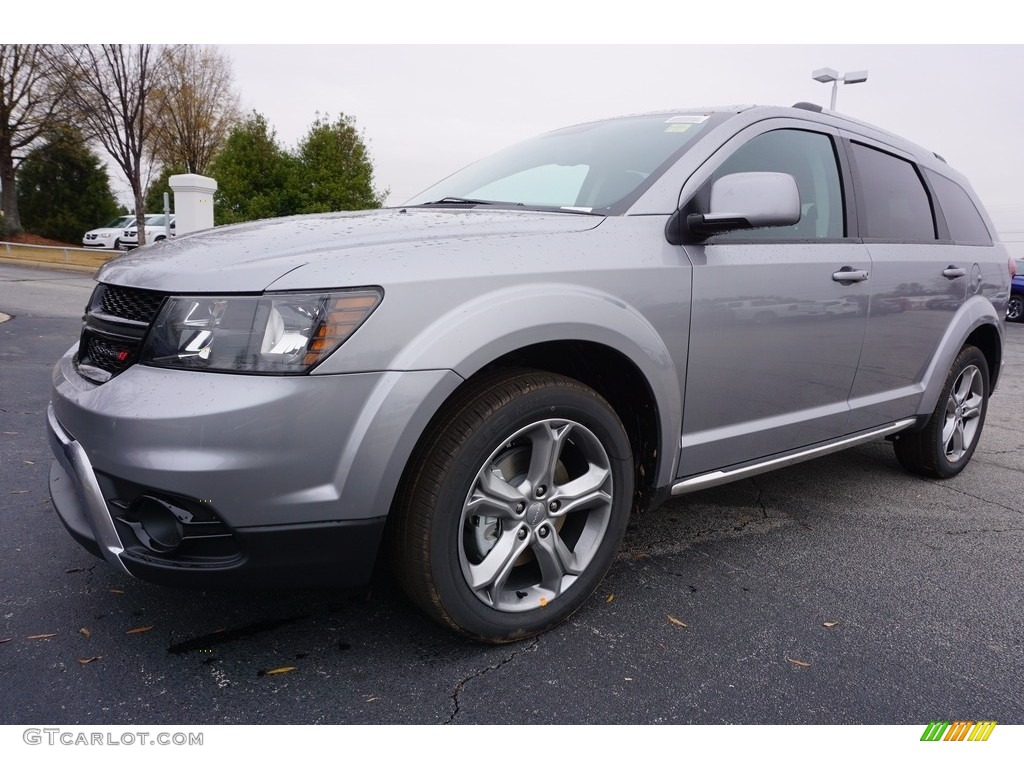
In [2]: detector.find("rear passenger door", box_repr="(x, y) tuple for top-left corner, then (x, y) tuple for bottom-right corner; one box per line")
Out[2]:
(843, 138), (982, 431)
(677, 122), (871, 477)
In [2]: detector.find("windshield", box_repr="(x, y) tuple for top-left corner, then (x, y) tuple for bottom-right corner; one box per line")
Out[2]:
(405, 112), (719, 213)
(102, 216), (133, 228)
(146, 215), (169, 226)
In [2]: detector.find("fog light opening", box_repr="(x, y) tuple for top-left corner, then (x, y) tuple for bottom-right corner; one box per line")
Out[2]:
(128, 496), (186, 553)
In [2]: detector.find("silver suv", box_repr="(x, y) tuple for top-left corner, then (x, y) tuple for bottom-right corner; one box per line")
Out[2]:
(48, 105), (1010, 643)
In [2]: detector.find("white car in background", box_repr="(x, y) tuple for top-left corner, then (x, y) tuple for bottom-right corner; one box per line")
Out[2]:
(81, 215), (136, 250)
(121, 214), (176, 249)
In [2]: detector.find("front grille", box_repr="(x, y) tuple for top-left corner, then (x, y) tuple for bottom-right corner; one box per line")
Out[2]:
(83, 335), (136, 375)
(97, 285), (164, 323)
(76, 284), (166, 382)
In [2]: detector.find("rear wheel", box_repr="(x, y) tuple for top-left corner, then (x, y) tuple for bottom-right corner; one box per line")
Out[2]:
(893, 345), (989, 479)
(1008, 295), (1023, 322)
(389, 370), (633, 643)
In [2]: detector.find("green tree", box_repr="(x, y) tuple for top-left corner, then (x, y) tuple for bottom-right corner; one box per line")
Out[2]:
(1, 45), (73, 233)
(16, 126), (120, 243)
(208, 111), (298, 225)
(144, 163), (185, 215)
(295, 114), (384, 212)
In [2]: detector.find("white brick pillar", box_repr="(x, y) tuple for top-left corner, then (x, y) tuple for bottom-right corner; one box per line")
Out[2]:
(169, 174), (218, 235)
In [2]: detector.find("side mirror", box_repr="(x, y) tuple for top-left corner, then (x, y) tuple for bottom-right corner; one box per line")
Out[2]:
(687, 172), (801, 239)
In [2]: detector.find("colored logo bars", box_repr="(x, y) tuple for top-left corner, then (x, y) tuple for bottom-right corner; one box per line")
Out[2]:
(920, 721), (997, 742)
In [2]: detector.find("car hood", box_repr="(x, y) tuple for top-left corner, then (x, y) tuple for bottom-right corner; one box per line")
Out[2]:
(97, 208), (603, 293)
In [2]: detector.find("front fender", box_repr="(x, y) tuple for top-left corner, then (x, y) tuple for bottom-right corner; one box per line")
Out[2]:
(387, 284), (684, 489)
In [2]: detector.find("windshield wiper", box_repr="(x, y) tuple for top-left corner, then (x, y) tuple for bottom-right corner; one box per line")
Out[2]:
(416, 197), (518, 207)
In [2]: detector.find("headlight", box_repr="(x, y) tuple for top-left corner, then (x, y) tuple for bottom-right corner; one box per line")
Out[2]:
(141, 289), (382, 374)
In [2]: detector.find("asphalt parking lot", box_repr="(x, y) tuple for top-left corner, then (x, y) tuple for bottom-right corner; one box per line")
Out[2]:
(1, 263), (1022, 726)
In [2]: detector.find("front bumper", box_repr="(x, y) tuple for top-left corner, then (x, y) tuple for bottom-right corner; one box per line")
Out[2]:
(47, 346), (462, 587)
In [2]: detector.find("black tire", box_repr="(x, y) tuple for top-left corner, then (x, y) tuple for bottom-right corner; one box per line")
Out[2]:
(893, 345), (989, 479)
(1008, 295), (1023, 323)
(113, 238), (121, 250)
(389, 370), (633, 643)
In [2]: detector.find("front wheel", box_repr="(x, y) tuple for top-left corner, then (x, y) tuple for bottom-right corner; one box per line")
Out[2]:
(1008, 295), (1023, 322)
(893, 345), (989, 479)
(389, 371), (633, 643)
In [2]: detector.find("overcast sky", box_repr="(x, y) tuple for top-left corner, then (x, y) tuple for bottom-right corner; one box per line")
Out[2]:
(10, 5), (1024, 252)
(215, 43), (1024, 252)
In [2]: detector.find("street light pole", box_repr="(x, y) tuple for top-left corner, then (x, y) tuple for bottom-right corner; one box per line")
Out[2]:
(811, 68), (869, 110)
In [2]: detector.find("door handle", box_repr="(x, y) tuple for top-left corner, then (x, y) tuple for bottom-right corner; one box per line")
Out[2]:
(832, 267), (869, 284)
(942, 266), (967, 279)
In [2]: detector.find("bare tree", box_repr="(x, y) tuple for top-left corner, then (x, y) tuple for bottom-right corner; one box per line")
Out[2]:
(0, 44), (69, 233)
(62, 44), (159, 245)
(150, 45), (240, 175)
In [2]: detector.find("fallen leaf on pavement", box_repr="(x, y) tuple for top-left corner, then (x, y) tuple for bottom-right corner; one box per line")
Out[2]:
(667, 615), (688, 628)
(109, 589), (125, 595)
(823, 621), (840, 628)
(787, 657), (813, 668)
(606, 594), (615, 603)
(125, 625), (154, 635)
(79, 628), (91, 638)
(77, 656), (102, 665)
(27, 633), (57, 640)
(0, 638), (12, 644)
(366, 696), (380, 702)
(12, 490), (28, 494)
(24, 460), (36, 465)
(264, 666), (296, 676)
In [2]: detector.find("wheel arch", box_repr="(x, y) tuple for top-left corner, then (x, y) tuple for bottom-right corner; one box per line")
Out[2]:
(917, 295), (1003, 421)
(469, 340), (664, 515)
(385, 285), (682, 504)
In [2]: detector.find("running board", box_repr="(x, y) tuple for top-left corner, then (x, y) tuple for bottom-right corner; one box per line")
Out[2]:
(671, 418), (917, 496)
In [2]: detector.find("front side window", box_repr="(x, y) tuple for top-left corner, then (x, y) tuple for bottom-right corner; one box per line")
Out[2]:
(710, 129), (845, 240)
(851, 142), (936, 241)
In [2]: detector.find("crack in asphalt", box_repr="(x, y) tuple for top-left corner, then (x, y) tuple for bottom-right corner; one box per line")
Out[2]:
(945, 528), (1024, 535)
(751, 478), (769, 519)
(927, 482), (1022, 516)
(445, 638), (540, 724)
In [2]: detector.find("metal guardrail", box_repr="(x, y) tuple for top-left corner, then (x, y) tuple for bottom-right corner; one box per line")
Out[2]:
(0, 241), (114, 271)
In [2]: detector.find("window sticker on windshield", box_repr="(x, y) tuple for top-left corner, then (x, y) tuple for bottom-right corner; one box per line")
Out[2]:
(665, 124), (693, 133)
(665, 115), (710, 124)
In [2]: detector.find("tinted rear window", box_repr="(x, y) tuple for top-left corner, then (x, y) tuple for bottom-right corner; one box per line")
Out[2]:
(924, 169), (993, 245)
(851, 143), (936, 241)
